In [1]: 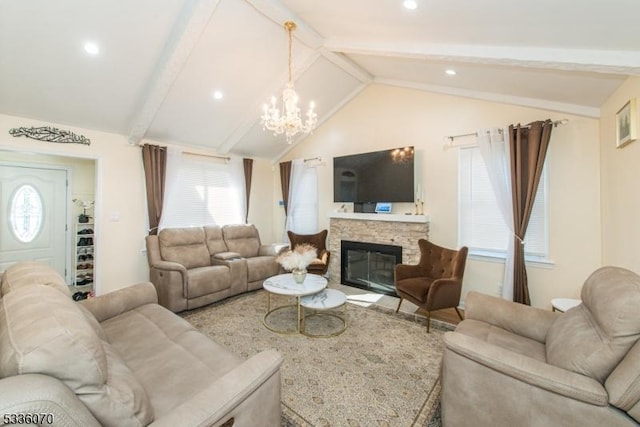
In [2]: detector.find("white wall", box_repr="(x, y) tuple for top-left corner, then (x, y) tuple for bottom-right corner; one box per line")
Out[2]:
(0, 114), (276, 294)
(0, 114), (148, 294)
(600, 77), (640, 273)
(277, 84), (602, 308)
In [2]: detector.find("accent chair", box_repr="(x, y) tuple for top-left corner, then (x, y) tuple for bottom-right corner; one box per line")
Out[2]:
(287, 229), (331, 276)
(394, 239), (468, 332)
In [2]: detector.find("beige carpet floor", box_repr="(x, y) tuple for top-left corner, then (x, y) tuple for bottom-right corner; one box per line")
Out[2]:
(181, 291), (452, 426)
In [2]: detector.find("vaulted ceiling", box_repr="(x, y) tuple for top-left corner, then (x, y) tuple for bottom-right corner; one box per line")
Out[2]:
(1, 0), (638, 160)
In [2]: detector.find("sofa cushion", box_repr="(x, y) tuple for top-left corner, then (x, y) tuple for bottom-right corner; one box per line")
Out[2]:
(204, 225), (228, 255)
(606, 339), (640, 421)
(246, 256), (280, 283)
(186, 266), (230, 298)
(159, 227), (211, 269)
(1, 261), (70, 297)
(223, 224), (261, 258)
(396, 277), (433, 303)
(546, 266), (640, 383)
(100, 303), (242, 418)
(455, 319), (547, 362)
(0, 285), (154, 427)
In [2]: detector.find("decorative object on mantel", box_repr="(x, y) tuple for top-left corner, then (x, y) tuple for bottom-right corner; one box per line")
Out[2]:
(261, 21), (317, 144)
(9, 126), (91, 145)
(616, 98), (637, 148)
(276, 243), (317, 284)
(415, 184), (424, 215)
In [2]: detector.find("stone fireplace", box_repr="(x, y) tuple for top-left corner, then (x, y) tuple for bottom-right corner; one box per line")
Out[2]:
(328, 213), (429, 293)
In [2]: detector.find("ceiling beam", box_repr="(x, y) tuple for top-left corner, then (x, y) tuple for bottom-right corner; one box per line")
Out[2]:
(272, 82), (369, 163)
(376, 78), (600, 118)
(216, 50), (322, 154)
(324, 40), (640, 76)
(244, 0), (323, 49)
(127, 0), (221, 146)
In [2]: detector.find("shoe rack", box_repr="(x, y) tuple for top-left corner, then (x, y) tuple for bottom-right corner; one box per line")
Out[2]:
(74, 222), (95, 288)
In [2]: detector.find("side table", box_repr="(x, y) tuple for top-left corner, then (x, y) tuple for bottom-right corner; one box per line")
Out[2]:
(300, 289), (348, 338)
(551, 298), (581, 313)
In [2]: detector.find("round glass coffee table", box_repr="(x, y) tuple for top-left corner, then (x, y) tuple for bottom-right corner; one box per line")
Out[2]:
(262, 273), (327, 334)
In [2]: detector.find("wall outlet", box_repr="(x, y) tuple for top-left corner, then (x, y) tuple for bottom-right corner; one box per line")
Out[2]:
(496, 283), (503, 295)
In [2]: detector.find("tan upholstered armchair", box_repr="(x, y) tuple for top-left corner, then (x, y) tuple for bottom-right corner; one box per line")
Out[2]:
(394, 239), (468, 332)
(442, 267), (640, 427)
(287, 230), (330, 275)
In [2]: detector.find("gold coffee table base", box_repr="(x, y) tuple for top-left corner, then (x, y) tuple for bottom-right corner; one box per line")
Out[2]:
(262, 293), (303, 334)
(262, 273), (329, 335)
(301, 304), (348, 338)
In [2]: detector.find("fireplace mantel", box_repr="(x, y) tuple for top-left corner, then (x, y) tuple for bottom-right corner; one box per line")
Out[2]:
(328, 212), (429, 224)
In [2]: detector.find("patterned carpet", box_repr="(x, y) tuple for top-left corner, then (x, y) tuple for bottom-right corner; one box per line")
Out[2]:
(181, 291), (451, 426)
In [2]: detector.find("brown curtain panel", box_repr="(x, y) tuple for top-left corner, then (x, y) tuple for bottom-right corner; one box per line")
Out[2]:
(279, 161), (292, 216)
(508, 120), (553, 305)
(141, 144), (167, 235)
(243, 158), (253, 223)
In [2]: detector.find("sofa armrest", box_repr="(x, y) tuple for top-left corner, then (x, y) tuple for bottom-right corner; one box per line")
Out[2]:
(443, 332), (607, 406)
(213, 251), (243, 260)
(465, 291), (560, 343)
(395, 264), (425, 282)
(150, 259), (188, 275)
(427, 278), (462, 311)
(0, 374), (101, 427)
(149, 349), (284, 427)
(80, 282), (158, 323)
(259, 244), (288, 257)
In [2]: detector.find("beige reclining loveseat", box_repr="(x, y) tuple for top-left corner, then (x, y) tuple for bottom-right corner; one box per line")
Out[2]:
(442, 266), (640, 426)
(146, 224), (285, 312)
(0, 262), (283, 427)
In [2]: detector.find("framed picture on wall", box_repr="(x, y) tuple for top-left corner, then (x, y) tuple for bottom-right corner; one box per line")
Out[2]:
(616, 98), (637, 148)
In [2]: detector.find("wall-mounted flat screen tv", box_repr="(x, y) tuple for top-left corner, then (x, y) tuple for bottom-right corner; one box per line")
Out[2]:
(333, 147), (415, 203)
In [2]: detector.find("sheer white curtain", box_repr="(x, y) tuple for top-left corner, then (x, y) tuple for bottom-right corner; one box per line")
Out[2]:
(159, 149), (245, 229)
(476, 128), (515, 300)
(284, 158), (318, 240)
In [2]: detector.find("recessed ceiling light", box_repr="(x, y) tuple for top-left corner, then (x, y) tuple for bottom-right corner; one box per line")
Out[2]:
(403, 0), (418, 10)
(212, 90), (224, 100)
(445, 69), (457, 76)
(83, 41), (99, 55)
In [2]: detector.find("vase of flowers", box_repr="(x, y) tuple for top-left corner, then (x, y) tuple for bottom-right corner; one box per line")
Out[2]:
(277, 243), (317, 284)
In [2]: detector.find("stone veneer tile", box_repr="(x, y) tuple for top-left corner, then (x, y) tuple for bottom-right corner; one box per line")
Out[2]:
(328, 218), (429, 283)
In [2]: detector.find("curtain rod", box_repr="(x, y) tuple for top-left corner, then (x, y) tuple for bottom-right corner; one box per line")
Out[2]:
(183, 151), (230, 162)
(304, 156), (322, 162)
(445, 119), (569, 142)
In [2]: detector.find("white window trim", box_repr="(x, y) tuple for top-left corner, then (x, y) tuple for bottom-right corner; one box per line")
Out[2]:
(458, 145), (551, 264)
(467, 249), (555, 269)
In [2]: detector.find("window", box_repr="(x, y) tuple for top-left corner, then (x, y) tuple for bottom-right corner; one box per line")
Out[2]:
(286, 160), (318, 236)
(10, 184), (44, 243)
(160, 153), (245, 229)
(458, 146), (547, 259)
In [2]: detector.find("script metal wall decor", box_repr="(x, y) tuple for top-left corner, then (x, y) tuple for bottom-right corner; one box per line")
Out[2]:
(9, 126), (91, 145)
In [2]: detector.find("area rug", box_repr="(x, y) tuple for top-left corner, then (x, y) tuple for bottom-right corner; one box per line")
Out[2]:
(181, 291), (451, 426)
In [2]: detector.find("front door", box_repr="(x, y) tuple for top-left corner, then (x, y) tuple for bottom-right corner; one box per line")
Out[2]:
(0, 164), (68, 281)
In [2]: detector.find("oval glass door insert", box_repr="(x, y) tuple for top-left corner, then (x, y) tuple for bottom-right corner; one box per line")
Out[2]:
(10, 184), (44, 243)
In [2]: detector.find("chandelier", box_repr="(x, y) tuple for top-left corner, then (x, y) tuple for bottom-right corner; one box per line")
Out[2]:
(261, 21), (317, 144)
(390, 146), (415, 163)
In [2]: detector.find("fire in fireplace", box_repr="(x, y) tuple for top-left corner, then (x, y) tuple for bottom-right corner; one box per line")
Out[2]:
(340, 240), (402, 296)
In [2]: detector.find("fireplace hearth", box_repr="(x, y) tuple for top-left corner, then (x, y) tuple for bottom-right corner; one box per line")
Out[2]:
(341, 240), (402, 296)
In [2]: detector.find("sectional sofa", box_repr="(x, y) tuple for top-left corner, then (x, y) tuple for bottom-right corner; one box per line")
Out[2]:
(146, 224), (286, 312)
(0, 261), (283, 427)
